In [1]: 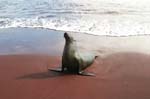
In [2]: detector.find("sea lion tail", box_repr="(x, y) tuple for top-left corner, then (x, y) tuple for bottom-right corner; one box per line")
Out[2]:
(95, 56), (98, 59)
(94, 56), (99, 64)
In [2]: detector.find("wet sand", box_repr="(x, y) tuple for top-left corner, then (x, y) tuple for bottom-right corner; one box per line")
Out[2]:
(0, 28), (150, 99)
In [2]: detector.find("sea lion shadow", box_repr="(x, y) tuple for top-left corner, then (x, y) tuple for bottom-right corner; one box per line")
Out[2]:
(16, 70), (66, 80)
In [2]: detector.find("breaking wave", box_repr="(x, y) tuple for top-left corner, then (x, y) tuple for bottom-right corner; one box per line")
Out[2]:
(0, 0), (150, 36)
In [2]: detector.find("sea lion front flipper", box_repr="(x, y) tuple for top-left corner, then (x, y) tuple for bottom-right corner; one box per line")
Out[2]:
(78, 71), (95, 76)
(48, 68), (62, 72)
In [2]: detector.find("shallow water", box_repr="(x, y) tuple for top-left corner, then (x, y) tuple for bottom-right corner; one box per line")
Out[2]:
(0, 0), (150, 36)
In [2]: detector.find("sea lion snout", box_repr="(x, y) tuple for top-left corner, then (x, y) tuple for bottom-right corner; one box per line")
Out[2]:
(64, 32), (68, 38)
(64, 32), (74, 41)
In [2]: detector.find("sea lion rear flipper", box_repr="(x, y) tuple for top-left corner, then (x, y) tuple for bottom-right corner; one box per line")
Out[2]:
(78, 71), (95, 76)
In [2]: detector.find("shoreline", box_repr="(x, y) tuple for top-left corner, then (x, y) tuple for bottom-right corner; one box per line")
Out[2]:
(2, 27), (150, 37)
(0, 27), (150, 99)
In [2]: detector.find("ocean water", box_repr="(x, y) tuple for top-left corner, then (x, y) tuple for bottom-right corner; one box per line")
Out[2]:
(0, 0), (150, 36)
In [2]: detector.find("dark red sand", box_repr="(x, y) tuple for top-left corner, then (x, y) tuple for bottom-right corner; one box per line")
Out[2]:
(0, 28), (150, 99)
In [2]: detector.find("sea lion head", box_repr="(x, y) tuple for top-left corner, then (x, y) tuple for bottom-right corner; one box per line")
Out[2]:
(64, 32), (75, 42)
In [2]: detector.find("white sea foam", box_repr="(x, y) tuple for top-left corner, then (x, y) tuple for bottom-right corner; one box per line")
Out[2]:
(0, 0), (150, 36)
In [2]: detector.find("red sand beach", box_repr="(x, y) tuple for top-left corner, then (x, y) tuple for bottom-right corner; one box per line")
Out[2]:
(0, 28), (150, 99)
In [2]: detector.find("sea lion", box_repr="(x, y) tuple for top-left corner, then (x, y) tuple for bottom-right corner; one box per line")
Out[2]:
(49, 32), (98, 76)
